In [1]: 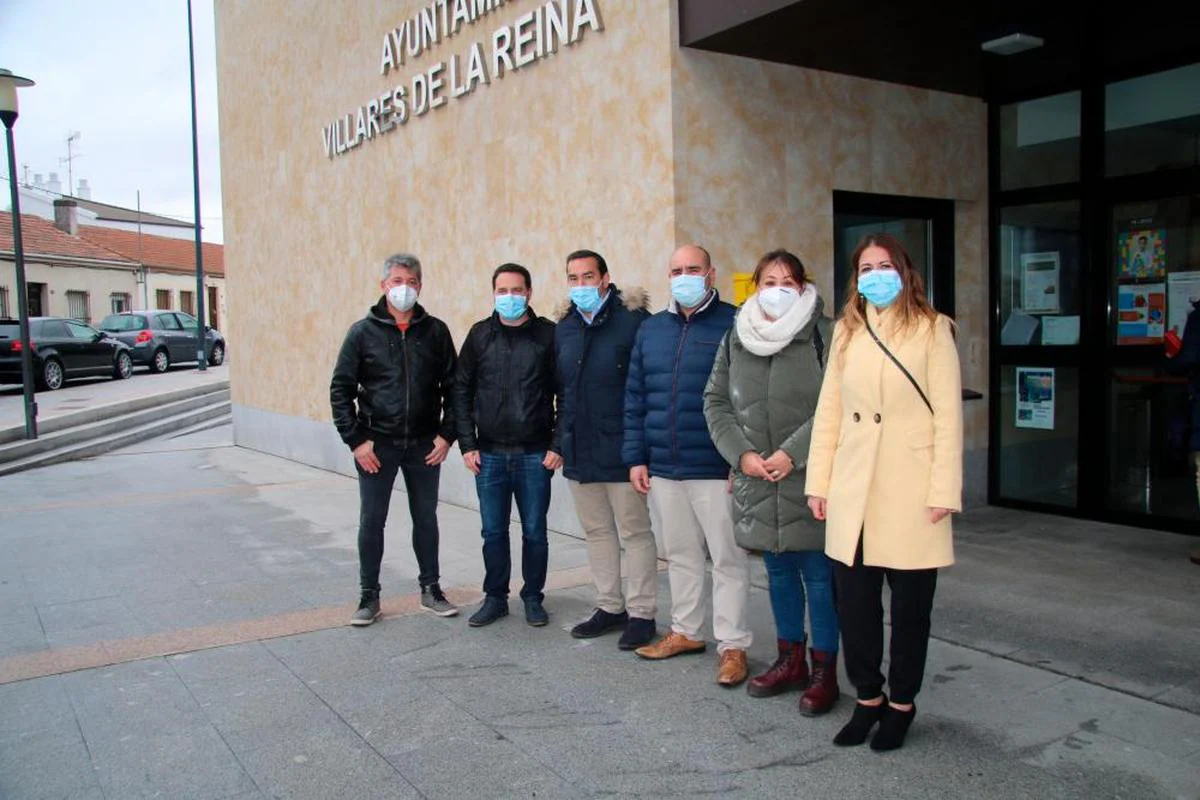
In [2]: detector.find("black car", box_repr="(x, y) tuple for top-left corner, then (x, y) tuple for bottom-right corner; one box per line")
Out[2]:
(0, 317), (134, 390)
(98, 311), (226, 373)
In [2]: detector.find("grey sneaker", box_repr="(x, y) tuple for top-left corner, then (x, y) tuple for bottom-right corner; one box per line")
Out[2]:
(350, 590), (381, 626)
(420, 584), (459, 617)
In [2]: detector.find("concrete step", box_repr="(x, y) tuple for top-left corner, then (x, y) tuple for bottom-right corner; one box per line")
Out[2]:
(0, 399), (232, 476)
(0, 387), (231, 466)
(167, 412), (232, 440)
(0, 379), (231, 446)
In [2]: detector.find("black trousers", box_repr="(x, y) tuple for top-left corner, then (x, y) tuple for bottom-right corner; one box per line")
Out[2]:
(834, 538), (938, 705)
(356, 438), (442, 592)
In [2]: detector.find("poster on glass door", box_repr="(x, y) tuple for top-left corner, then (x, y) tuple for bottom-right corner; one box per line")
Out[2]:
(1117, 283), (1166, 344)
(1015, 367), (1055, 430)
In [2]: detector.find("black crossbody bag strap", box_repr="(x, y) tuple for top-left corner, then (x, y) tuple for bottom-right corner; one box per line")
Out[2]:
(863, 315), (933, 415)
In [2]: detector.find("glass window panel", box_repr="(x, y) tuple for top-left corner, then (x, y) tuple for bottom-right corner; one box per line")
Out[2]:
(1111, 195), (1200, 346)
(999, 201), (1082, 346)
(997, 365), (1079, 507)
(1000, 91), (1081, 190)
(1108, 367), (1200, 520)
(1106, 63), (1200, 177)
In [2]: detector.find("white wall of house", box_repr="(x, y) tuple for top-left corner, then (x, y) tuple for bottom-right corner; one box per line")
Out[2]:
(143, 272), (229, 339)
(0, 259), (139, 326)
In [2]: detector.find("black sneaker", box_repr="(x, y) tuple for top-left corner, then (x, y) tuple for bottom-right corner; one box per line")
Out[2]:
(420, 584), (459, 617)
(350, 589), (381, 627)
(618, 617), (657, 650)
(524, 598), (549, 627)
(468, 597), (509, 627)
(571, 608), (629, 639)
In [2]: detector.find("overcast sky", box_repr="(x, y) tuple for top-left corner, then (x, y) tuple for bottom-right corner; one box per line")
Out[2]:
(0, 0), (223, 242)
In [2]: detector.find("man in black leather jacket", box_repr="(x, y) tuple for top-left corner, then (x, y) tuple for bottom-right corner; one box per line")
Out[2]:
(330, 253), (459, 626)
(452, 263), (562, 628)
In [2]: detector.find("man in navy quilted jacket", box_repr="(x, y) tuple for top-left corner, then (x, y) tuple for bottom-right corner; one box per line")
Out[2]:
(622, 244), (752, 687)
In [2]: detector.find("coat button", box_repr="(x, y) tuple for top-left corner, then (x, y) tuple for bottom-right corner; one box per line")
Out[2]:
(874, 413), (882, 423)
(852, 413), (861, 423)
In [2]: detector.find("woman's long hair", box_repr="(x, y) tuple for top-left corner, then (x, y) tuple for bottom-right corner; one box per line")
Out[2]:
(838, 233), (937, 350)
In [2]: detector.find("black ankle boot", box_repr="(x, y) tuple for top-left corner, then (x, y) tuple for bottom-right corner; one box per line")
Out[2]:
(870, 703), (916, 751)
(833, 697), (887, 747)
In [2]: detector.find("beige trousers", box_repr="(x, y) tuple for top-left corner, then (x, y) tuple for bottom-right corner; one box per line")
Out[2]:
(569, 480), (659, 619)
(648, 477), (752, 652)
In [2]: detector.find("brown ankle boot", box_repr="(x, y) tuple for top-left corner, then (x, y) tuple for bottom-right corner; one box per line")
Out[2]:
(747, 639), (808, 698)
(799, 649), (840, 716)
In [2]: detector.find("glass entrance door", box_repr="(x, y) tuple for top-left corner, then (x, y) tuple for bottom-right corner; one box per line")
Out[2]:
(832, 191), (955, 317)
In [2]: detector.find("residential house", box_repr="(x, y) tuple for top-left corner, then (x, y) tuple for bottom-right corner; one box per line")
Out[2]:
(0, 209), (138, 325)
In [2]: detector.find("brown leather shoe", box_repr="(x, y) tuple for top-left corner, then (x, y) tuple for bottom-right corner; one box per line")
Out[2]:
(635, 630), (706, 660)
(717, 648), (749, 687)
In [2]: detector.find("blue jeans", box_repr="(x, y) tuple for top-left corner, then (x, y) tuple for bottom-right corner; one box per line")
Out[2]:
(763, 550), (839, 652)
(476, 451), (552, 602)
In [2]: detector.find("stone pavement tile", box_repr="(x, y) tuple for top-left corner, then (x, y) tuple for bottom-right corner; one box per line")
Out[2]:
(303, 668), (484, 756)
(167, 640), (285, 682)
(19, 565), (114, 606)
(0, 674), (76, 743)
(37, 595), (143, 635)
(0, 618), (47, 659)
(1021, 678), (1200, 760)
(1004, 644), (1181, 700)
(61, 657), (213, 738)
(86, 726), (257, 800)
(182, 673), (332, 737)
(1154, 676), (1200, 716)
(230, 721), (421, 800)
(1019, 728), (1200, 799)
(387, 733), (581, 799)
(263, 614), (457, 684)
(0, 727), (102, 800)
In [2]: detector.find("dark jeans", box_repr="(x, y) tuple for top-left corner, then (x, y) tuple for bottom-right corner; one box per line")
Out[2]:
(356, 439), (441, 592)
(476, 451), (552, 602)
(763, 549), (839, 652)
(835, 539), (938, 705)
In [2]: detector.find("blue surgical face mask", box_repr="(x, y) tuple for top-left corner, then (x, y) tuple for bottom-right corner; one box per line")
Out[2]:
(671, 274), (709, 308)
(495, 293), (528, 321)
(857, 268), (903, 308)
(570, 285), (603, 314)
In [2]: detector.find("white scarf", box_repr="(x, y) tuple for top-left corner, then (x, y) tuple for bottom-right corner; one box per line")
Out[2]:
(736, 283), (819, 357)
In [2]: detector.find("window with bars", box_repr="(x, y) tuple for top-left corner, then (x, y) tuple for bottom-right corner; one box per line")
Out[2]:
(66, 291), (90, 324)
(0, 287), (8, 318)
(155, 289), (172, 310)
(180, 290), (195, 317)
(110, 293), (132, 314)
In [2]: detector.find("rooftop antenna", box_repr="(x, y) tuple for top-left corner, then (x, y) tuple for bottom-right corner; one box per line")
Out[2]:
(59, 131), (81, 195)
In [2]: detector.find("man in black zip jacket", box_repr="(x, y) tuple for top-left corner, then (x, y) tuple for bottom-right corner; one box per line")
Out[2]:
(331, 253), (459, 626)
(453, 262), (562, 628)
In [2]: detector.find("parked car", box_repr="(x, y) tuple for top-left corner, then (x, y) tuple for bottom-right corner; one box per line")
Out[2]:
(97, 311), (226, 373)
(0, 316), (134, 390)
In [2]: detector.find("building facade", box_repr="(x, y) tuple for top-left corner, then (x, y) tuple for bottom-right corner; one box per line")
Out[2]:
(213, 0), (1199, 534)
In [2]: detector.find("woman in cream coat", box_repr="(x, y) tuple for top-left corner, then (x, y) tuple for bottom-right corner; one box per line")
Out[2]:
(805, 232), (962, 753)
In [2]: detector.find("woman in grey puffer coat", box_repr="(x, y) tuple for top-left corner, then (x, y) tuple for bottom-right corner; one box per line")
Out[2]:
(704, 249), (839, 716)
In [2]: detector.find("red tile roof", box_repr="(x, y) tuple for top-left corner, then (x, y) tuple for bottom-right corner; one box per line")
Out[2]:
(0, 212), (136, 265)
(77, 225), (225, 277)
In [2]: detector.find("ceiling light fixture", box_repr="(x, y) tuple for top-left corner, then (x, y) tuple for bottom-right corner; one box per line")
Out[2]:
(981, 33), (1045, 56)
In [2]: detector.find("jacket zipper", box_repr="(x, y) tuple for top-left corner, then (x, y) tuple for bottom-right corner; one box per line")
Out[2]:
(401, 328), (410, 442)
(669, 315), (691, 462)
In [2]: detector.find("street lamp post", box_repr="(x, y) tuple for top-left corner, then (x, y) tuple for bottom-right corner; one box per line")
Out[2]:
(187, 0), (206, 372)
(0, 68), (37, 440)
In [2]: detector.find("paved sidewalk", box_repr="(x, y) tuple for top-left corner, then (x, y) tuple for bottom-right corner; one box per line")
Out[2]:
(1, 425), (1198, 798)
(0, 362), (228, 430)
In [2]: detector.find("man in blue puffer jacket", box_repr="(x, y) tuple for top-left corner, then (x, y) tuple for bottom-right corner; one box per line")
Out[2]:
(555, 250), (659, 650)
(622, 244), (752, 687)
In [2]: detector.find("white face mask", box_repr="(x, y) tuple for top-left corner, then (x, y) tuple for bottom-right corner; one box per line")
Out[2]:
(757, 286), (799, 318)
(387, 285), (418, 312)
